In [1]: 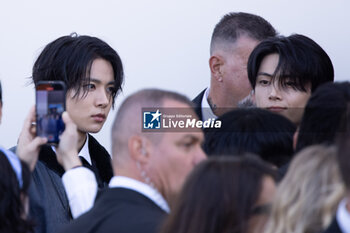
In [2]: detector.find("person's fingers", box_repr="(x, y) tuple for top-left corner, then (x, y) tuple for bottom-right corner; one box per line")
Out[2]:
(19, 106), (37, 141)
(30, 124), (36, 135)
(61, 111), (77, 134)
(17, 136), (47, 171)
(62, 111), (72, 124)
(31, 136), (48, 148)
(23, 137), (47, 155)
(23, 106), (36, 131)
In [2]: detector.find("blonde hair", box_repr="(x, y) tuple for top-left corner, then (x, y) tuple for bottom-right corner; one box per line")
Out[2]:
(264, 145), (345, 233)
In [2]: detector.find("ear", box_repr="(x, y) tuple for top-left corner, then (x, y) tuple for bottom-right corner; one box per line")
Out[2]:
(209, 55), (223, 82)
(128, 135), (150, 164)
(293, 128), (299, 151)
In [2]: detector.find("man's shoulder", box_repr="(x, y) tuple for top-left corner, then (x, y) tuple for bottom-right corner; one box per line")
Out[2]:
(60, 188), (166, 233)
(95, 188), (166, 214)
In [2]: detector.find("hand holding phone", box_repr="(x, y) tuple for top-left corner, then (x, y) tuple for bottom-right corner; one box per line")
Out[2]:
(17, 106), (48, 171)
(55, 111), (82, 171)
(36, 81), (66, 144)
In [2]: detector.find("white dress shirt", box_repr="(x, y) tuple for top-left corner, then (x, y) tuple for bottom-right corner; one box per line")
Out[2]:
(52, 135), (91, 165)
(78, 135), (91, 165)
(201, 87), (218, 121)
(337, 198), (350, 233)
(109, 176), (170, 213)
(61, 135), (98, 219)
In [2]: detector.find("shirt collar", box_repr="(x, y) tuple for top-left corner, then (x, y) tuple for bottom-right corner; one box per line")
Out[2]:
(109, 176), (170, 213)
(337, 198), (350, 233)
(51, 133), (92, 165)
(78, 135), (91, 165)
(201, 87), (218, 121)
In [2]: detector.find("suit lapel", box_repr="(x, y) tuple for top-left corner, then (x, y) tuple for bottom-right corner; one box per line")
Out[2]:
(87, 134), (113, 187)
(192, 89), (206, 120)
(38, 145), (65, 176)
(36, 146), (70, 215)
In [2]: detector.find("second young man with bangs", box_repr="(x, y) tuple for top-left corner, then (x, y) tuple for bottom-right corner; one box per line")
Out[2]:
(247, 34), (334, 126)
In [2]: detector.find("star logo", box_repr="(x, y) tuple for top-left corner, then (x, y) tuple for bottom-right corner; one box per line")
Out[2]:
(150, 109), (162, 123)
(143, 109), (162, 129)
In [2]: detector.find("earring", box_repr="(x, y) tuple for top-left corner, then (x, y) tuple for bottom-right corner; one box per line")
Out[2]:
(141, 148), (146, 156)
(136, 162), (155, 189)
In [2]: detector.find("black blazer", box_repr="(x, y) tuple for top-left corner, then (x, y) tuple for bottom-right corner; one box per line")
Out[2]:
(59, 187), (167, 233)
(323, 217), (343, 233)
(192, 89), (206, 121)
(28, 134), (113, 233)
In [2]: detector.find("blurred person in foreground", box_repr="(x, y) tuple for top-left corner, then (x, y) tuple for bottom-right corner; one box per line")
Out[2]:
(160, 155), (277, 233)
(264, 145), (345, 233)
(323, 101), (350, 233)
(203, 108), (296, 172)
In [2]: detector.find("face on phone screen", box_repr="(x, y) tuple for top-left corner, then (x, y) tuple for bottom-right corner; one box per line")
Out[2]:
(36, 82), (66, 144)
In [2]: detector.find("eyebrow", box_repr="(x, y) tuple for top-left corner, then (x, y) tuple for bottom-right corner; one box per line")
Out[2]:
(182, 134), (203, 143)
(89, 78), (115, 85)
(257, 72), (273, 77)
(183, 135), (197, 140)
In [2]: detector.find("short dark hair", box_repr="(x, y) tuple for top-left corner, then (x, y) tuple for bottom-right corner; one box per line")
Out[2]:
(248, 34), (334, 93)
(296, 82), (350, 152)
(123, 88), (194, 109)
(0, 152), (33, 233)
(112, 88), (195, 152)
(203, 108), (296, 168)
(0, 81), (2, 104)
(159, 155), (277, 233)
(32, 33), (124, 106)
(113, 88), (194, 131)
(337, 109), (350, 189)
(210, 12), (277, 54)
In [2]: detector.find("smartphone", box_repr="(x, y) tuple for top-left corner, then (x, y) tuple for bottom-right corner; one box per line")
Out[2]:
(36, 81), (66, 144)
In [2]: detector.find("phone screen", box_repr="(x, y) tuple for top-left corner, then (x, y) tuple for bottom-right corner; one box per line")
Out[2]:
(36, 81), (66, 144)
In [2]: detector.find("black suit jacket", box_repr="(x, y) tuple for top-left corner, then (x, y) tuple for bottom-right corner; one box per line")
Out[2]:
(192, 89), (206, 121)
(28, 134), (113, 233)
(323, 217), (343, 233)
(59, 187), (167, 233)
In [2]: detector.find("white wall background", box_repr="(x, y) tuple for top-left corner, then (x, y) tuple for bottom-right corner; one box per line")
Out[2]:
(0, 0), (349, 152)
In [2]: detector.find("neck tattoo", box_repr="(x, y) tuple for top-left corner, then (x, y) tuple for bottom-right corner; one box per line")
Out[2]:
(207, 97), (217, 111)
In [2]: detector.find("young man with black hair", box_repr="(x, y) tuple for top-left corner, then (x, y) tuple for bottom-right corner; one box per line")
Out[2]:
(16, 33), (124, 233)
(248, 34), (334, 125)
(193, 12), (277, 120)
